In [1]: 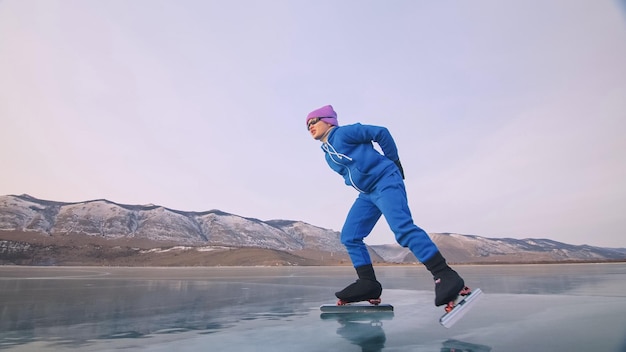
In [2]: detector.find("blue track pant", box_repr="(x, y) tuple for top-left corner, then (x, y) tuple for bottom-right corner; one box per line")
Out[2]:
(341, 170), (439, 268)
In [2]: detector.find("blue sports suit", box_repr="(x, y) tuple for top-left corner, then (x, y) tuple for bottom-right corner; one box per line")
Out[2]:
(321, 123), (439, 268)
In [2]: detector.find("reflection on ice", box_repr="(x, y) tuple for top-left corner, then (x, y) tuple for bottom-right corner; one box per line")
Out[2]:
(334, 319), (387, 352)
(0, 275), (314, 350)
(321, 313), (392, 352)
(442, 339), (492, 352)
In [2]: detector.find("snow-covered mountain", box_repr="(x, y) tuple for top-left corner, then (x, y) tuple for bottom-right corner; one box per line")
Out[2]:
(1, 194), (624, 265)
(370, 233), (626, 263)
(0, 194), (343, 252)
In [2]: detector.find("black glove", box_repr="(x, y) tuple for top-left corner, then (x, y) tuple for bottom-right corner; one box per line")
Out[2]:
(394, 160), (405, 179)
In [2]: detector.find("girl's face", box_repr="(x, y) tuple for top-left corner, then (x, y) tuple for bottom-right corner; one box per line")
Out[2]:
(308, 118), (333, 141)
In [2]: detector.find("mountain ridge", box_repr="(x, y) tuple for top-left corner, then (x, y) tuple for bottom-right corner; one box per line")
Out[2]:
(1, 194), (624, 266)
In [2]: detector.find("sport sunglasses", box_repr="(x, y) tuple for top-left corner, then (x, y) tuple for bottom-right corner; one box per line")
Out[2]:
(307, 117), (330, 130)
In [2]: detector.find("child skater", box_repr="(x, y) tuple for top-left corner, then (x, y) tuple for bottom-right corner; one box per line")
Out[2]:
(306, 104), (467, 308)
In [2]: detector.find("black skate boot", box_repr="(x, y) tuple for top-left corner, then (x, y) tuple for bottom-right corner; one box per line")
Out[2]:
(335, 264), (383, 305)
(424, 252), (466, 307)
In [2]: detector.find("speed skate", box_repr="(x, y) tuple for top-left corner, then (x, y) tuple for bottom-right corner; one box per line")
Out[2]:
(320, 298), (394, 314)
(439, 287), (483, 328)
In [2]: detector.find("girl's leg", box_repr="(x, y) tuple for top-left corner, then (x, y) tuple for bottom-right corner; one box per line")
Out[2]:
(340, 194), (382, 268)
(337, 194), (383, 302)
(375, 172), (466, 306)
(373, 172), (438, 262)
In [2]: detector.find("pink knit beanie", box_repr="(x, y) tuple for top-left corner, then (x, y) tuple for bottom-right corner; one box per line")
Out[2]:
(306, 105), (338, 127)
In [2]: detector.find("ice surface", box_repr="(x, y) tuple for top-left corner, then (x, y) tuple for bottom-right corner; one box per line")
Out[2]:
(0, 264), (625, 352)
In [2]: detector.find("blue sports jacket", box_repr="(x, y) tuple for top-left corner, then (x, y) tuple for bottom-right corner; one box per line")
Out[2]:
(322, 123), (400, 193)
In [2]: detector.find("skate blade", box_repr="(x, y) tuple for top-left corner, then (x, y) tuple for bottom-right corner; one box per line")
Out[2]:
(439, 288), (483, 328)
(320, 303), (394, 313)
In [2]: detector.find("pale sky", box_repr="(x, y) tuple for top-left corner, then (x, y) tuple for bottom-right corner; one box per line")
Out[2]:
(1, 0), (625, 248)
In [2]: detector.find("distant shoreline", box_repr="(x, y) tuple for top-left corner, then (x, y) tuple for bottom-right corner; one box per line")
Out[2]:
(2, 259), (625, 268)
